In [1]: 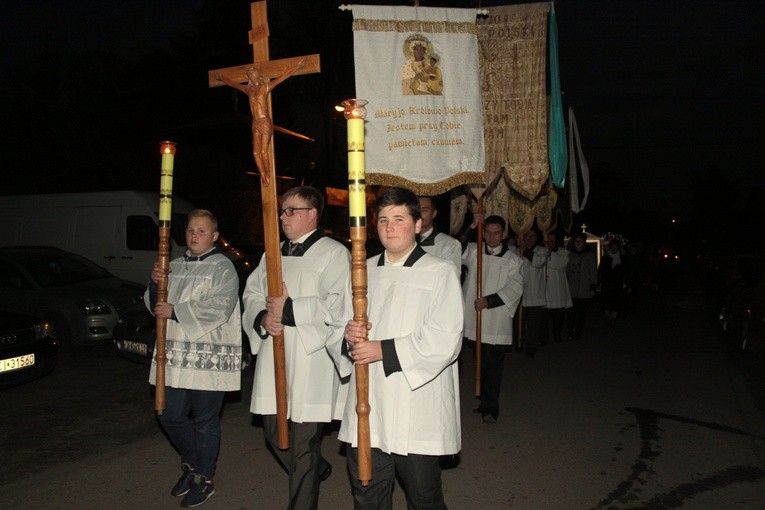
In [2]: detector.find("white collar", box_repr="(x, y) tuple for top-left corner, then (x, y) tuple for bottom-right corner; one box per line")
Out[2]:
(291, 229), (317, 244)
(385, 243), (417, 266)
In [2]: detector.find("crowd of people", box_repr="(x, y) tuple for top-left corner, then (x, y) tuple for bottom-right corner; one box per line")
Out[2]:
(144, 186), (649, 509)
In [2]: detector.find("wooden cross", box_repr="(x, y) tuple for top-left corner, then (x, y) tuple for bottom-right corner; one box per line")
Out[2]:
(207, 0), (320, 450)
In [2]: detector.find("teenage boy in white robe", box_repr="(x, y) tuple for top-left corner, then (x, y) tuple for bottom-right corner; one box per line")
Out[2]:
(242, 186), (351, 510)
(542, 232), (572, 344)
(521, 230), (549, 357)
(417, 195), (462, 278)
(336, 187), (463, 509)
(147, 209), (241, 508)
(462, 214), (524, 423)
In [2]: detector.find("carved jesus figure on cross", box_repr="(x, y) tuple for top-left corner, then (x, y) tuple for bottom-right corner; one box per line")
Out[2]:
(216, 59), (305, 186)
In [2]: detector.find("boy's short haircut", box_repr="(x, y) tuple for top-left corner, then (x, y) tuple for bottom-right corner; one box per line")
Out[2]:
(375, 187), (421, 221)
(484, 215), (506, 231)
(282, 186), (325, 221)
(188, 209), (218, 231)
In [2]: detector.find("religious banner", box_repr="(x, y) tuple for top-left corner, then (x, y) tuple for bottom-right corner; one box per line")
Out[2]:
(351, 5), (485, 195)
(443, 3), (552, 236)
(478, 3), (549, 203)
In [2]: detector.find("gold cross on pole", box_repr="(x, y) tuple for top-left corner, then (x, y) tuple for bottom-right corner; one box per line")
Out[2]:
(207, 1), (320, 450)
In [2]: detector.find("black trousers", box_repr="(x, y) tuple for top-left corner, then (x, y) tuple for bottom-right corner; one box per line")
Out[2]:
(347, 446), (447, 510)
(522, 305), (544, 354)
(263, 415), (327, 510)
(543, 307), (567, 343)
(479, 343), (506, 417)
(568, 298), (592, 339)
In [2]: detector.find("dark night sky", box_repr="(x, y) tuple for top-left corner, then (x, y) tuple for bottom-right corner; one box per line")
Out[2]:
(1, 0), (763, 229)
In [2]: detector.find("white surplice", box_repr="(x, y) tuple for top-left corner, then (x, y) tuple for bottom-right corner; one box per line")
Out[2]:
(419, 227), (462, 278)
(242, 237), (351, 423)
(462, 243), (524, 345)
(334, 248), (463, 456)
(545, 249), (573, 309)
(522, 245), (549, 306)
(146, 251), (242, 392)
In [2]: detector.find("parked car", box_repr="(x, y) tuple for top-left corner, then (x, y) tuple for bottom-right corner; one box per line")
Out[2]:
(113, 308), (253, 371)
(0, 247), (145, 346)
(0, 309), (59, 389)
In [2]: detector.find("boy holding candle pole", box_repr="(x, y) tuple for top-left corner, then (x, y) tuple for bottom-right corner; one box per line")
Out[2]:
(335, 187), (463, 509)
(147, 209), (241, 508)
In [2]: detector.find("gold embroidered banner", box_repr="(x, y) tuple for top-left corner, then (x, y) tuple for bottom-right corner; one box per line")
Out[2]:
(479, 3), (549, 203)
(449, 3), (551, 236)
(351, 5), (486, 195)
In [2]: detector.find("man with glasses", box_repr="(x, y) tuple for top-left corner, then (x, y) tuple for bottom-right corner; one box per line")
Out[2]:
(242, 186), (351, 510)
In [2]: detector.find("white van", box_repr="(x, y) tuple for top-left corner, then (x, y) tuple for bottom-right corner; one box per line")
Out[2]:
(0, 191), (195, 284)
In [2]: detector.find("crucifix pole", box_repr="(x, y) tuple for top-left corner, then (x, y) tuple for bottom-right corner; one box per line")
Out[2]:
(208, 1), (320, 450)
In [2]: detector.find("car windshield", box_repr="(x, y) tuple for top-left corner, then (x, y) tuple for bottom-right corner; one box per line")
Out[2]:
(17, 253), (112, 288)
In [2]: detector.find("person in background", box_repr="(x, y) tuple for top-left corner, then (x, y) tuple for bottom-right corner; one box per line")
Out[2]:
(598, 239), (625, 327)
(566, 232), (598, 340)
(520, 229), (549, 357)
(417, 195), (462, 278)
(147, 209), (241, 508)
(542, 232), (572, 344)
(622, 242), (642, 316)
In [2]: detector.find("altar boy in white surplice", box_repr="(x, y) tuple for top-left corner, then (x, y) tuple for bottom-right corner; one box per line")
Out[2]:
(334, 187), (463, 509)
(242, 186), (350, 510)
(417, 195), (462, 278)
(462, 214), (524, 424)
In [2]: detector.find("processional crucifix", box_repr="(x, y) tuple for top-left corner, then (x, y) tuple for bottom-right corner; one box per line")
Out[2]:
(208, 0), (320, 449)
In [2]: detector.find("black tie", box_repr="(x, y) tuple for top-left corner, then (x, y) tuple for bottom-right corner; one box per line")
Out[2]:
(289, 242), (302, 256)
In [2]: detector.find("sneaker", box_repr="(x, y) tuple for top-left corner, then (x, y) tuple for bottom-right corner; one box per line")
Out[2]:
(181, 474), (215, 508)
(171, 462), (195, 497)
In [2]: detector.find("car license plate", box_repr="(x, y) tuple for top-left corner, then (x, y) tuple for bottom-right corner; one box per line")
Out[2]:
(0, 353), (35, 372)
(124, 341), (148, 356)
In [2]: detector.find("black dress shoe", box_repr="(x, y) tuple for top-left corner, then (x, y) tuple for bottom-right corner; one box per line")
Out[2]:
(472, 403), (483, 414)
(482, 412), (498, 424)
(319, 462), (332, 483)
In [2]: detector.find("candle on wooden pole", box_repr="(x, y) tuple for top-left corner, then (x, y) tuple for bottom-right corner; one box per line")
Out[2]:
(155, 141), (176, 415)
(343, 98), (372, 486)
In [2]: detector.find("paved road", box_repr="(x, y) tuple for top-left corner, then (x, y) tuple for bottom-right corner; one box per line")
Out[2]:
(2, 272), (765, 509)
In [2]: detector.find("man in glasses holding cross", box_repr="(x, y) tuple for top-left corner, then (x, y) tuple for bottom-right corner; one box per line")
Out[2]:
(242, 186), (351, 510)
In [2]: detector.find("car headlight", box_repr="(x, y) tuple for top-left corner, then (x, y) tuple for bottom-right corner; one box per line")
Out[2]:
(75, 299), (112, 315)
(33, 321), (55, 340)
